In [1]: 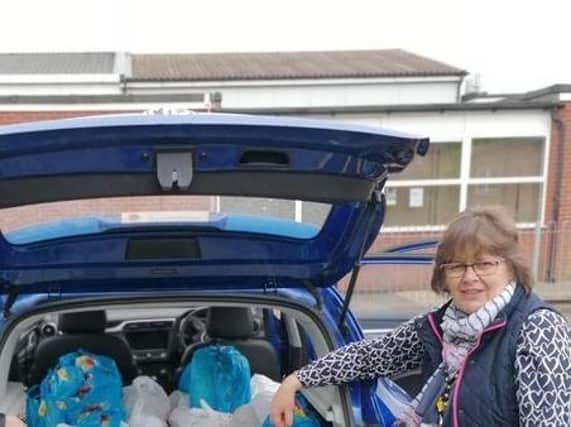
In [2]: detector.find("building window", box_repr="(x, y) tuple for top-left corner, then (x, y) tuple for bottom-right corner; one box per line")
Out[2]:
(385, 142), (461, 228)
(384, 137), (546, 229)
(467, 183), (540, 223)
(467, 137), (545, 224)
(384, 186), (460, 227)
(394, 142), (461, 180)
(301, 201), (331, 227)
(470, 138), (544, 178)
(218, 197), (332, 229)
(219, 197), (295, 220)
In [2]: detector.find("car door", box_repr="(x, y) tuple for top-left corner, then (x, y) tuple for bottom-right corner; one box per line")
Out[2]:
(338, 240), (440, 406)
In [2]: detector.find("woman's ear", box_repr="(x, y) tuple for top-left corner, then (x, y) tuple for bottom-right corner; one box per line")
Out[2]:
(505, 260), (516, 282)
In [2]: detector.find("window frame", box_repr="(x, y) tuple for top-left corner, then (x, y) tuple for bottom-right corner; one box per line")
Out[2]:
(382, 136), (548, 231)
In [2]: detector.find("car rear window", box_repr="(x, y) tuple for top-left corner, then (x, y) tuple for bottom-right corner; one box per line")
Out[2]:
(0, 196), (331, 243)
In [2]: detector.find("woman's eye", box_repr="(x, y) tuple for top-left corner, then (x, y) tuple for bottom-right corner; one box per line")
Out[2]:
(478, 261), (495, 268)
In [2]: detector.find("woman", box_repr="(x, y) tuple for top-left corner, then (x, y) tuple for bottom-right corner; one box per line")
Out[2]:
(270, 206), (570, 427)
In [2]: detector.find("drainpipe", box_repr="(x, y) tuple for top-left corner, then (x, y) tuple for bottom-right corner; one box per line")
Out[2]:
(113, 52), (130, 95)
(456, 74), (466, 103)
(547, 107), (566, 281)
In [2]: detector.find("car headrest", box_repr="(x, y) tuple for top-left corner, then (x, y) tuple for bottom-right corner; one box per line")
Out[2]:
(206, 307), (254, 339)
(58, 311), (107, 334)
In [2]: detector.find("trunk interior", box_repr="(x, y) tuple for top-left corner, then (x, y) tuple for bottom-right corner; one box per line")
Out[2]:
(0, 296), (350, 426)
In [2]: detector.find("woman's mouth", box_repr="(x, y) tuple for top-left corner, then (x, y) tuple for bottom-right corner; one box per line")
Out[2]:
(461, 288), (484, 295)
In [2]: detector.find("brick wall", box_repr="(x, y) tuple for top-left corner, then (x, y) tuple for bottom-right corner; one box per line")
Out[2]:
(0, 196), (213, 232)
(544, 102), (571, 279)
(0, 111), (122, 125)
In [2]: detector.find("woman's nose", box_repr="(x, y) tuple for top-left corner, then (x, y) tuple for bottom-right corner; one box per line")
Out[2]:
(462, 265), (479, 280)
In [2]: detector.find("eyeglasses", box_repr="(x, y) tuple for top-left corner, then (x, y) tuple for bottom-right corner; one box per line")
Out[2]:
(439, 258), (505, 278)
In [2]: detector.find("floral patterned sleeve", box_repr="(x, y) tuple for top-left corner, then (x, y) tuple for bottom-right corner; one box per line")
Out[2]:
(295, 316), (424, 387)
(515, 309), (571, 427)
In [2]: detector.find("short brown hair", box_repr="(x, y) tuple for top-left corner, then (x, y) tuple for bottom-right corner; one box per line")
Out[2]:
(431, 206), (532, 294)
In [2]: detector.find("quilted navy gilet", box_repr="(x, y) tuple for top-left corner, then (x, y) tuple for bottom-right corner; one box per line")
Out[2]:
(414, 285), (550, 427)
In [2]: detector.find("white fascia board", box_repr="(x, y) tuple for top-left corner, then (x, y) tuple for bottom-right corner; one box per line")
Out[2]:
(128, 75), (462, 89)
(0, 84), (122, 96)
(0, 74), (121, 84)
(560, 93), (571, 101)
(379, 110), (551, 142)
(0, 102), (210, 112)
(464, 97), (507, 103)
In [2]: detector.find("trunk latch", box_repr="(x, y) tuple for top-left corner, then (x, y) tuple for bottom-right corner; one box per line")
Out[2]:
(156, 151), (193, 191)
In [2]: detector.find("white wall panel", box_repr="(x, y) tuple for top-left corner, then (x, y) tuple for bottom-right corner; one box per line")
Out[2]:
(0, 83), (122, 96)
(129, 80), (459, 108)
(330, 110), (551, 142)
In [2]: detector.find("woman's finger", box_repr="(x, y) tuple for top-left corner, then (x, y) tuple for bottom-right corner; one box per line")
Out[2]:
(270, 408), (285, 427)
(284, 408), (294, 426)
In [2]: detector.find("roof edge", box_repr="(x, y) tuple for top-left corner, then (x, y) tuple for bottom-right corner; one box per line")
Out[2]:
(127, 70), (468, 83)
(219, 101), (560, 115)
(518, 84), (571, 101)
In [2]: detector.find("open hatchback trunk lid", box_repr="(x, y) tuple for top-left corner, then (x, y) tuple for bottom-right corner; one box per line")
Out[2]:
(0, 113), (428, 294)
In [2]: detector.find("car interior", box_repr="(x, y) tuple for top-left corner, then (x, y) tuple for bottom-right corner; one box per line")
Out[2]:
(0, 299), (348, 426)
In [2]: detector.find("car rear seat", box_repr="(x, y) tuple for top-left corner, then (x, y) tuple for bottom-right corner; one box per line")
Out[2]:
(178, 307), (281, 382)
(27, 310), (138, 386)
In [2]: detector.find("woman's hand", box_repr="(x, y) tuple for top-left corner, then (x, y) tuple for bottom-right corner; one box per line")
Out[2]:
(270, 373), (303, 427)
(5, 416), (25, 427)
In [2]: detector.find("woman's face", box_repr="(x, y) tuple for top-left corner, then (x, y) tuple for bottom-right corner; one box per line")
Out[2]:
(441, 253), (514, 313)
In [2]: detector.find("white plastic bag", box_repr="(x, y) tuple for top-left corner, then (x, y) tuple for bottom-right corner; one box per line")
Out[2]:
(375, 377), (412, 420)
(123, 376), (170, 426)
(250, 374), (280, 397)
(169, 390), (190, 410)
(250, 391), (275, 423)
(228, 391), (274, 427)
(5, 381), (26, 419)
(227, 374), (279, 427)
(128, 400), (168, 427)
(228, 403), (258, 426)
(56, 424), (129, 427)
(168, 399), (231, 427)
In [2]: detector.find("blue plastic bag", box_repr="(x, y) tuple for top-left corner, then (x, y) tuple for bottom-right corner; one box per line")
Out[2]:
(26, 350), (125, 427)
(262, 393), (321, 427)
(179, 345), (252, 413)
(25, 385), (49, 427)
(374, 377), (413, 426)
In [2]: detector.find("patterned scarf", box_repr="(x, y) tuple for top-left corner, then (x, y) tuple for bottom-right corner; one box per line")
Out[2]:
(394, 282), (516, 426)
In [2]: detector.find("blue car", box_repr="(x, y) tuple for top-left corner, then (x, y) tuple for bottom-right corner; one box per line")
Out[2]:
(0, 112), (430, 426)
